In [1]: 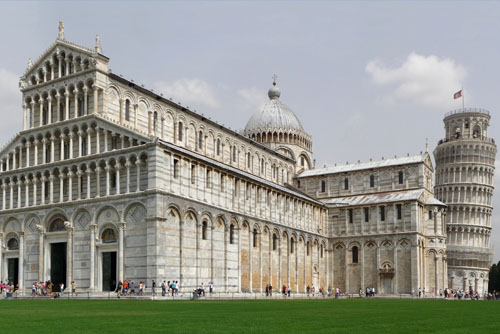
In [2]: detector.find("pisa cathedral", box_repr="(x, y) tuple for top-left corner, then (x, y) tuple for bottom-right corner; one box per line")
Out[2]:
(0, 25), (495, 296)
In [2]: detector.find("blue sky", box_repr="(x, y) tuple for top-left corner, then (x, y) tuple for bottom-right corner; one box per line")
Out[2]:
(1, 0), (499, 260)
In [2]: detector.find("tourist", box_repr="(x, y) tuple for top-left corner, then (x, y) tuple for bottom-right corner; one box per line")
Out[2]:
(269, 284), (273, 296)
(312, 285), (315, 296)
(306, 285), (310, 296)
(152, 280), (156, 296)
(200, 282), (205, 296)
(116, 281), (122, 296)
(71, 280), (76, 296)
(172, 281), (176, 296)
(282, 285), (287, 296)
(287, 286), (291, 297)
(209, 282), (214, 295)
(130, 281), (136, 295)
(175, 281), (179, 295)
(60, 282), (65, 297)
(161, 281), (166, 296)
(122, 280), (128, 295)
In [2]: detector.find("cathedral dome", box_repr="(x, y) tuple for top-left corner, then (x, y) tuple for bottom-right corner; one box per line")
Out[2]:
(244, 81), (305, 135)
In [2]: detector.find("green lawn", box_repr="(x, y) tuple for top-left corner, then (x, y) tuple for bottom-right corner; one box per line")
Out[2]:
(0, 298), (499, 333)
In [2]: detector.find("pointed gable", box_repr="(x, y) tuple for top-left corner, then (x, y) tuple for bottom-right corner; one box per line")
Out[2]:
(21, 38), (108, 89)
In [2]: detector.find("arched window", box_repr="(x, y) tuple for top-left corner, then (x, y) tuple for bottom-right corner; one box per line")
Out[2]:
(48, 218), (66, 232)
(153, 111), (158, 133)
(321, 180), (326, 193)
(81, 138), (87, 156)
(125, 99), (130, 121)
(272, 234), (278, 251)
(232, 146), (237, 162)
(247, 152), (251, 168)
(178, 121), (183, 142)
(202, 221), (208, 240)
(59, 103), (64, 121)
(352, 246), (359, 263)
(198, 131), (203, 149)
(7, 237), (19, 250)
(307, 242), (310, 256)
(398, 171), (404, 184)
(320, 245), (324, 258)
(261, 159), (265, 174)
(101, 228), (117, 243)
(344, 177), (349, 190)
(300, 156), (305, 167)
(370, 174), (375, 187)
(290, 238), (295, 254)
(42, 107), (48, 125)
(216, 139), (221, 156)
(229, 224), (235, 244)
(253, 228), (258, 248)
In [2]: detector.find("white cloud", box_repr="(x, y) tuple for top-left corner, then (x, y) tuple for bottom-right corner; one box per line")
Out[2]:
(0, 68), (22, 143)
(153, 78), (220, 109)
(366, 52), (467, 109)
(237, 87), (267, 113)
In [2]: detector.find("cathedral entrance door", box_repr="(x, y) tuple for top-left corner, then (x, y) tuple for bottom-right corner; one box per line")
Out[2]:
(102, 252), (117, 292)
(50, 242), (67, 292)
(384, 277), (392, 294)
(7, 258), (19, 286)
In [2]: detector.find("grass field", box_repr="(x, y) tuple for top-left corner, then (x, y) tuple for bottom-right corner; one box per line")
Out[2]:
(0, 298), (499, 333)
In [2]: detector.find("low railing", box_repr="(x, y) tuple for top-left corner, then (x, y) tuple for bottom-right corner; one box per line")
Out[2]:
(445, 108), (490, 118)
(437, 137), (495, 145)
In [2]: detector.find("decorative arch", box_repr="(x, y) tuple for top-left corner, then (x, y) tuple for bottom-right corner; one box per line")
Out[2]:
(72, 208), (92, 231)
(124, 203), (147, 227)
(96, 205), (120, 226)
(2, 217), (21, 233)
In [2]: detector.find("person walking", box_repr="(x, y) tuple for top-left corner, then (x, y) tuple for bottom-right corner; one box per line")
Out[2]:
(152, 280), (156, 296)
(209, 282), (214, 295)
(161, 281), (166, 296)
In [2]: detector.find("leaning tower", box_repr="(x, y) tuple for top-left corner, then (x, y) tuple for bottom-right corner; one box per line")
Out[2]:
(434, 108), (496, 294)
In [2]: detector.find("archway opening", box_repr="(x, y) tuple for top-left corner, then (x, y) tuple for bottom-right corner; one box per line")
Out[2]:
(50, 242), (67, 292)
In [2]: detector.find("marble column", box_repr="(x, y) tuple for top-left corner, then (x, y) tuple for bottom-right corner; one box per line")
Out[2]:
(47, 96), (52, 125)
(59, 174), (64, 202)
(56, 94), (61, 121)
(93, 85), (99, 114)
(18, 232), (25, 294)
(125, 162), (131, 193)
(118, 222), (125, 282)
(95, 167), (101, 198)
(23, 103), (27, 130)
(89, 224), (96, 291)
(65, 90), (70, 120)
(34, 139), (39, 166)
(83, 86), (88, 115)
(38, 231), (44, 282)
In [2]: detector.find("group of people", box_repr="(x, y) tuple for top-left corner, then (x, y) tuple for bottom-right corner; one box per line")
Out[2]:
(27, 280), (76, 298)
(0, 281), (17, 296)
(362, 287), (376, 297)
(161, 280), (180, 296)
(116, 280), (147, 296)
(193, 282), (216, 297)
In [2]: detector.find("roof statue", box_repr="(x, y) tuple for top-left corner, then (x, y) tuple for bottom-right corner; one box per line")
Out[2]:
(27, 58), (33, 69)
(58, 21), (64, 39)
(95, 34), (102, 53)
